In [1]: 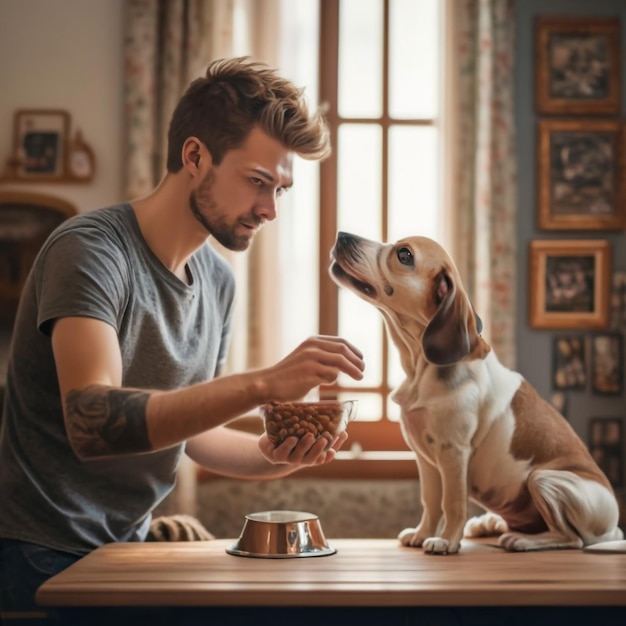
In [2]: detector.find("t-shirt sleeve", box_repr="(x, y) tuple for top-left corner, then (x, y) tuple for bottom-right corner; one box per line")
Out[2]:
(35, 226), (130, 336)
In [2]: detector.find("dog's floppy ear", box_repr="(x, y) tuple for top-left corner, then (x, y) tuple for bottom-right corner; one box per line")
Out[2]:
(422, 270), (483, 366)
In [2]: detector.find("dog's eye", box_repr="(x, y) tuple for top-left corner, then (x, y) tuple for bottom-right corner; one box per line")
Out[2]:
(397, 247), (413, 266)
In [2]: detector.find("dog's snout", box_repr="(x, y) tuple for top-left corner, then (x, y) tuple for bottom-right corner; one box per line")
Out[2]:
(333, 232), (362, 258)
(335, 231), (355, 249)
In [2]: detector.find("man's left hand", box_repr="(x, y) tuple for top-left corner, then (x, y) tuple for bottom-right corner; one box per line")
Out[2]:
(258, 431), (348, 467)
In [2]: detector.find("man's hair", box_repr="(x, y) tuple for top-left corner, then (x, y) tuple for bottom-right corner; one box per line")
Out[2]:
(166, 56), (331, 172)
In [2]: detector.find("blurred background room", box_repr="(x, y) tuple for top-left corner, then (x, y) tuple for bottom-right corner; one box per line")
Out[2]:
(1, 0), (624, 538)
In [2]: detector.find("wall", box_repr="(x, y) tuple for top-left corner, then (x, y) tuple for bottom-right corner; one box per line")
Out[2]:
(515, 0), (626, 482)
(157, 478), (429, 539)
(0, 0), (125, 210)
(0, 0), (125, 376)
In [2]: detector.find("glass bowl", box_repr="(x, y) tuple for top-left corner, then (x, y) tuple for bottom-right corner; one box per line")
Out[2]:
(260, 399), (357, 447)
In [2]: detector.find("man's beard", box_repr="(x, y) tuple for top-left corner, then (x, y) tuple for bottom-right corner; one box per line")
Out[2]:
(189, 173), (251, 252)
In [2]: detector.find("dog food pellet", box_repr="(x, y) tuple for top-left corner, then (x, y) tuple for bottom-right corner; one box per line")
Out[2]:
(263, 402), (345, 446)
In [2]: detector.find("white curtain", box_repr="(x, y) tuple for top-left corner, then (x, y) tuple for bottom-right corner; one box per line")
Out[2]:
(124, 0), (236, 198)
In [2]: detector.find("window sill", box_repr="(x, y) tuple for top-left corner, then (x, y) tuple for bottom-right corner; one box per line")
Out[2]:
(197, 457), (418, 482)
(197, 451), (418, 481)
(196, 415), (417, 480)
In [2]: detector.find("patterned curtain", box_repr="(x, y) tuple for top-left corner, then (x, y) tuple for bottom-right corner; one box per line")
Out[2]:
(444, 0), (518, 368)
(123, 0), (235, 198)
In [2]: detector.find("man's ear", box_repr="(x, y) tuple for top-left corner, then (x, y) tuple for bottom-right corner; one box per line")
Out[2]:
(181, 137), (205, 174)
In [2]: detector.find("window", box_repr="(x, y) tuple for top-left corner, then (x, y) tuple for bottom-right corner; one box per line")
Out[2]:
(278, 0), (444, 478)
(198, 0), (444, 481)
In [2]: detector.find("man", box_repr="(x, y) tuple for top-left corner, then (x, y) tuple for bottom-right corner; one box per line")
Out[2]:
(0, 57), (365, 615)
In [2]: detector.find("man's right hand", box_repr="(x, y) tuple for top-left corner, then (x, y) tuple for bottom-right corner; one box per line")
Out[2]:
(256, 335), (365, 402)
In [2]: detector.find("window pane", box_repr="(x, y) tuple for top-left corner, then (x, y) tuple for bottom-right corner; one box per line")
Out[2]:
(279, 0), (320, 103)
(337, 124), (382, 240)
(336, 124), (384, 394)
(388, 125), (439, 242)
(277, 0), (321, 357)
(279, 159), (320, 355)
(338, 0), (383, 118)
(389, 0), (439, 119)
(338, 289), (382, 388)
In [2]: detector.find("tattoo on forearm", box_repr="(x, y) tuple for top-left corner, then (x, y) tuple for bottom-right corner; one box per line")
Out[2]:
(65, 385), (152, 458)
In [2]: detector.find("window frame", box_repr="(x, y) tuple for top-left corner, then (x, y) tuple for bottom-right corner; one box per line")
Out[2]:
(199, 0), (440, 482)
(314, 0), (438, 478)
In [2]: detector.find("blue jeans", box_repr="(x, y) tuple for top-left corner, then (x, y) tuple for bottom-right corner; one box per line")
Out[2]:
(0, 538), (82, 624)
(0, 539), (172, 625)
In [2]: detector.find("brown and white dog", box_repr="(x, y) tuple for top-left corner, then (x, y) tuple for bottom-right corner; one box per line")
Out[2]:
(330, 231), (623, 554)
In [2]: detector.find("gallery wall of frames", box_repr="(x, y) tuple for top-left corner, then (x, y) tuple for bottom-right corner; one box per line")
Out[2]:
(532, 15), (625, 489)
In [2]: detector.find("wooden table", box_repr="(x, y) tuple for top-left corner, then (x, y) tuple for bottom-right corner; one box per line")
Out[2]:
(36, 538), (626, 625)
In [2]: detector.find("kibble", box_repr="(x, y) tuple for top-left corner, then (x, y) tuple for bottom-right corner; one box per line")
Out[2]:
(263, 402), (346, 446)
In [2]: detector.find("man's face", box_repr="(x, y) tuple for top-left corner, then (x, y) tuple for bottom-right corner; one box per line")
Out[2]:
(190, 126), (294, 251)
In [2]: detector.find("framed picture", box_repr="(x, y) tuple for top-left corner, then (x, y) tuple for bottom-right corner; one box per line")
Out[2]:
(588, 416), (623, 488)
(537, 119), (624, 231)
(535, 16), (621, 115)
(11, 109), (70, 180)
(529, 239), (611, 330)
(552, 335), (586, 390)
(591, 332), (624, 395)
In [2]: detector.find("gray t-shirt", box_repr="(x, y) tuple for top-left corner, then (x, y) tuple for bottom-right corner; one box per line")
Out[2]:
(0, 203), (235, 554)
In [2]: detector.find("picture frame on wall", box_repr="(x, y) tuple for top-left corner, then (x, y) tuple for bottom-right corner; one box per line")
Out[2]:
(537, 119), (624, 231)
(588, 416), (623, 488)
(11, 109), (70, 181)
(591, 332), (624, 395)
(535, 16), (621, 116)
(552, 335), (586, 391)
(529, 239), (611, 330)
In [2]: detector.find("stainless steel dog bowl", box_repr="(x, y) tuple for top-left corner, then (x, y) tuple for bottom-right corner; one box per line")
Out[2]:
(226, 510), (336, 558)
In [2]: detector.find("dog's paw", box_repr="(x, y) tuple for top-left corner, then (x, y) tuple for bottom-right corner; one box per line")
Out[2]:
(499, 532), (532, 551)
(398, 527), (426, 547)
(464, 512), (508, 538)
(499, 531), (583, 552)
(422, 536), (460, 555)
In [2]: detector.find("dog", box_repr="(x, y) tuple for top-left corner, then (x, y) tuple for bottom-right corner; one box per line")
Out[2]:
(330, 231), (623, 554)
